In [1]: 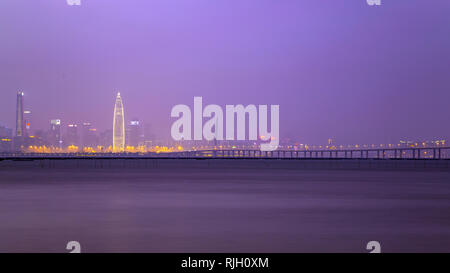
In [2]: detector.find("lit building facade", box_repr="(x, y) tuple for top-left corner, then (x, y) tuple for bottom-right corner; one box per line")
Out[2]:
(24, 110), (32, 137)
(65, 124), (79, 147)
(126, 118), (142, 147)
(113, 92), (125, 152)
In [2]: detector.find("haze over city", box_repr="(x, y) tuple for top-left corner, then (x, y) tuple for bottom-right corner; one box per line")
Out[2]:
(1, 0), (449, 145)
(2, 0), (450, 257)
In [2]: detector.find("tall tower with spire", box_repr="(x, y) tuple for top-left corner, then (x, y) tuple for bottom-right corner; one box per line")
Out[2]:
(113, 92), (125, 152)
(15, 91), (24, 137)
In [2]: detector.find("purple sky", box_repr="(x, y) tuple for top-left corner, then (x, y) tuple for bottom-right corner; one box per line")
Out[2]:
(0, 0), (449, 144)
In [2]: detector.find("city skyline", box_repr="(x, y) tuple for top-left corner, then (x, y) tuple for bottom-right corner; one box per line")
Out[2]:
(0, 90), (448, 151)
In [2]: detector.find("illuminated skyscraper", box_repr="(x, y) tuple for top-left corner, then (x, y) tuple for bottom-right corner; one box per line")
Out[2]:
(15, 92), (24, 137)
(113, 92), (125, 152)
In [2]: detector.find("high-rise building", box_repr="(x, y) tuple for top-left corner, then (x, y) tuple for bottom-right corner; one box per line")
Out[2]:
(24, 110), (32, 137)
(65, 124), (79, 147)
(15, 92), (24, 137)
(81, 122), (98, 148)
(81, 122), (92, 147)
(126, 118), (142, 147)
(113, 92), (125, 152)
(49, 119), (62, 148)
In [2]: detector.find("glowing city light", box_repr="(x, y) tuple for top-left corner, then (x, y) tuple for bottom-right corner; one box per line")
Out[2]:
(113, 92), (125, 153)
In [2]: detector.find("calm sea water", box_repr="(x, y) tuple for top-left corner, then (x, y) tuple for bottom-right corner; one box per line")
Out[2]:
(0, 159), (449, 252)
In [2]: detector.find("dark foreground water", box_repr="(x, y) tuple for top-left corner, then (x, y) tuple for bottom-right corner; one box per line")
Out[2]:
(0, 159), (449, 252)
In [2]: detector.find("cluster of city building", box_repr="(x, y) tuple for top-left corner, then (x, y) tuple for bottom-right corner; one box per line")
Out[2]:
(0, 92), (158, 153)
(0, 92), (447, 154)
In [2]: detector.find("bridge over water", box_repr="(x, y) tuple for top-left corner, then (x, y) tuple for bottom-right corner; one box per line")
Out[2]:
(175, 146), (450, 160)
(1, 146), (449, 160)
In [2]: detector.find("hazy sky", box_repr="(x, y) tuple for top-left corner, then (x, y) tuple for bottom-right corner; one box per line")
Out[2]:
(0, 0), (449, 144)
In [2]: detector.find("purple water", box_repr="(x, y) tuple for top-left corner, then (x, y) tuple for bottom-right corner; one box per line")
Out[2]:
(0, 159), (449, 252)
